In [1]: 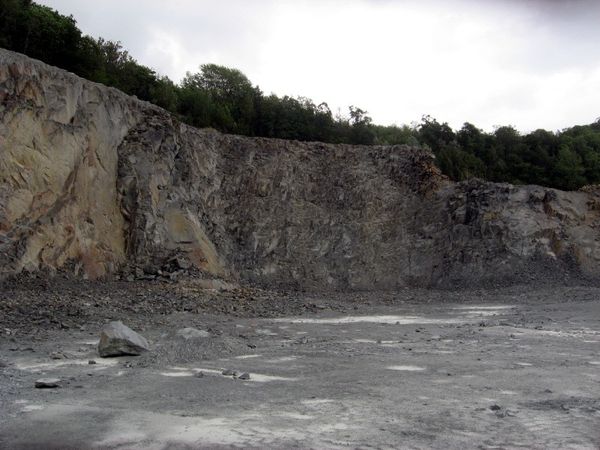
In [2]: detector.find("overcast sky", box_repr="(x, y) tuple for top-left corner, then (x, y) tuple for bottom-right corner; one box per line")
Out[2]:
(38, 0), (600, 132)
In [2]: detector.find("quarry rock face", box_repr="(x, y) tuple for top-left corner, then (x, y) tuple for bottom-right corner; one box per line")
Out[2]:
(1, 49), (600, 289)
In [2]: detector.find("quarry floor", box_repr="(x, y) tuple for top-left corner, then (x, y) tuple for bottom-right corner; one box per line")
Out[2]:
(1, 282), (599, 449)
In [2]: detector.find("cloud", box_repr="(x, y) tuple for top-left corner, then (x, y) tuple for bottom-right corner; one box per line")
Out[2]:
(36, 0), (600, 132)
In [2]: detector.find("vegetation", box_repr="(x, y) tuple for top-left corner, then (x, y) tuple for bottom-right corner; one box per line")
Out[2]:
(1, 0), (599, 190)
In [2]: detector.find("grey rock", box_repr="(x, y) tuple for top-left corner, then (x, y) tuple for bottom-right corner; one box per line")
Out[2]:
(35, 378), (61, 388)
(175, 257), (192, 270)
(50, 351), (67, 360)
(176, 328), (210, 340)
(238, 372), (251, 380)
(88, 360), (97, 365)
(222, 369), (238, 376)
(97, 321), (150, 357)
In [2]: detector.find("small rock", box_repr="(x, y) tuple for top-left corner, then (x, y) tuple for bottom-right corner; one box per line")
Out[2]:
(97, 321), (150, 357)
(50, 351), (67, 360)
(88, 360), (97, 365)
(35, 378), (61, 389)
(238, 372), (250, 380)
(176, 328), (210, 340)
(489, 404), (502, 411)
(222, 369), (238, 376)
(194, 371), (204, 378)
(176, 257), (192, 270)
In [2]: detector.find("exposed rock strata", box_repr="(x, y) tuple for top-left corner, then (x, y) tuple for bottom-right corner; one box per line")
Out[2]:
(1, 49), (599, 289)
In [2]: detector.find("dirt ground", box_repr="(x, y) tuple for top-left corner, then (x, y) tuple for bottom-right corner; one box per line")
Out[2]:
(1, 279), (599, 449)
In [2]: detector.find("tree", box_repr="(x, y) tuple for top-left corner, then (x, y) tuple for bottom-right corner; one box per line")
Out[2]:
(553, 145), (586, 190)
(348, 106), (375, 145)
(182, 64), (256, 134)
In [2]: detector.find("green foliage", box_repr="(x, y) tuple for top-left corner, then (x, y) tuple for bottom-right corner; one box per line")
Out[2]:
(1, 1), (600, 190)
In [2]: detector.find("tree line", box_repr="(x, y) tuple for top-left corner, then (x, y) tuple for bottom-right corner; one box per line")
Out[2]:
(1, 0), (599, 191)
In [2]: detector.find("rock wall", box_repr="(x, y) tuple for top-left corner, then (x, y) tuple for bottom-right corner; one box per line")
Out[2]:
(1, 49), (600, 289)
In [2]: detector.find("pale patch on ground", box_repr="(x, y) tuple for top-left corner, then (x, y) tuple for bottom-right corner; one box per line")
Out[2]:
(185, 366), (299, 383)
(160, 371), (195, 377)
(263, 356), (299, 363)
(452, 306), (515, 310)
(15, 358), (118, 372)
(301, 399), (335, 406)
(21, 404), (45, 412)
(387, 365), (426, 371)
(273, 315), (462, 325)
(255, 328), (278, 335)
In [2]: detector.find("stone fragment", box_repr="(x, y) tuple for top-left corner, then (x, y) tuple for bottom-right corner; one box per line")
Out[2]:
(50, 351), (67, 360)
(222, 369), (238, 376)
(35, 378), (61, 388)
(97, 321), (150, 357)
(176, 328), (210, 340)
(238, 372), (250, 380)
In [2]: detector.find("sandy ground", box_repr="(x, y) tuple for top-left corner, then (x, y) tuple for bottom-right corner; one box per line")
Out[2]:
(1, 283), (599, 449)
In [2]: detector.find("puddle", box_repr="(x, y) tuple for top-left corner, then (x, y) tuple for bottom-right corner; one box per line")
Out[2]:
(387, 365), (426, 371)
(273, 315), (461, 325)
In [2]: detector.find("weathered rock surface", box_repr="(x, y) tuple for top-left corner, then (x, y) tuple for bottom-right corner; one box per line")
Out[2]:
(1, 49), (600, 289)
(97, 321), (150, 357)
